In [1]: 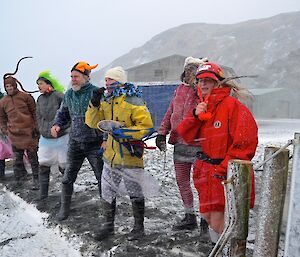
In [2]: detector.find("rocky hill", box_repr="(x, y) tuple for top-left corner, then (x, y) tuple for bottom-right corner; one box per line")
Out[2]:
(92, 11), (300, 89)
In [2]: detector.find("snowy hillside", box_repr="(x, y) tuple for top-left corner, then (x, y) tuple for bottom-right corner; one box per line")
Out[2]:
(92, 11), (300, 90)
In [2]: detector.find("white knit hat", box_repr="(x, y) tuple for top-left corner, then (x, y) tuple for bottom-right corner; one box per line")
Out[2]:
(105, 66), (126, 84)
(184, 56), (208, 68)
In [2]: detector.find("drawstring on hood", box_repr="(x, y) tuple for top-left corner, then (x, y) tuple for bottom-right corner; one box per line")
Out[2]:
(197, 86), (212, 121)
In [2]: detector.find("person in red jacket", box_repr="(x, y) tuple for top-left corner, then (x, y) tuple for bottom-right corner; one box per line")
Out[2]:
(176, 62), (258, 242)
(156, 56), (209, 231)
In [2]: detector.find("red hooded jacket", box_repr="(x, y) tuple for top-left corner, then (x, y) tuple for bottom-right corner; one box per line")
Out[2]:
(176, 87), (258, 212)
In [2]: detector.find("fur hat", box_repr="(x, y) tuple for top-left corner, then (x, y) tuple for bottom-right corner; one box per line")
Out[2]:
(36, 70), (65, 93)
(105, 66), (126, 84)
(4, 76), (17, 88)
(184, 57), (208, 69)
(71, 61), (98, 76)
(180, 57), (209, 83)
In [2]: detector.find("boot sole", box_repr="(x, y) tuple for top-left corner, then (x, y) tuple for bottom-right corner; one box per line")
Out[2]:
(94, 231), (114, 241)
(127, 232), (145, 241)
(172, 224), (198, 231)
(56, 214), (69, 221)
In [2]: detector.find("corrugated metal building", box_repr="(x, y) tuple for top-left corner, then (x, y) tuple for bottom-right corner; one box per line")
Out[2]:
(127, 54), (238, 84)
(126, 55), (299, 128)
(249, 88), (299, 119)
(127, 55), (185, 83)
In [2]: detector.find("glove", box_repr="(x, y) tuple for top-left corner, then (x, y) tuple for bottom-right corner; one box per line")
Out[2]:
(0, 127), (8, 136)
(155, 134), (166, 151)
(98, 147), (104, 155)
(112, 128), (133, 140)
(32, 128), (40, 138)
(0, 128), (9, 143)
(91, 87), (105, 107)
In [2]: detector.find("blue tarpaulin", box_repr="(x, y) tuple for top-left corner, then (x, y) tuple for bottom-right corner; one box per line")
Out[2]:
(138, 84), (178, 129)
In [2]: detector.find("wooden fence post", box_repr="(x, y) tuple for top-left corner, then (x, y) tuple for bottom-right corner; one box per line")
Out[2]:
(224, 160), (252, 257)
(209, 160), (253, 257)
(253, 146), (289, 257)
(284, 133), (300, 257)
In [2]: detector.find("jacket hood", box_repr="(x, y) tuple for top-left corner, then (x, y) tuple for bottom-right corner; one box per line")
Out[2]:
(208, 87), (231, 105)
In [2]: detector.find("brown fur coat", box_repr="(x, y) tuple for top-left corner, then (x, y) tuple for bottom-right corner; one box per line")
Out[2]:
(0, 90), (39, 150)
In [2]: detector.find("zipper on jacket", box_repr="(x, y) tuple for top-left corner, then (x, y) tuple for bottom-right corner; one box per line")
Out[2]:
(110, 96), (116, 166)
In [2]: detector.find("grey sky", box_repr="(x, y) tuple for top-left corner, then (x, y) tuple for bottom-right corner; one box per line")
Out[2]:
(1, 0), (300, 92)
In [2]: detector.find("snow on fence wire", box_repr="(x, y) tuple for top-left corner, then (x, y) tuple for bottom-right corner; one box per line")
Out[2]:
(209, 132), (300, 257)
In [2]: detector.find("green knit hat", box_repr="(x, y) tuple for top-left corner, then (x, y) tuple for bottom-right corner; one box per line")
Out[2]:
(36, 70), (65, 93)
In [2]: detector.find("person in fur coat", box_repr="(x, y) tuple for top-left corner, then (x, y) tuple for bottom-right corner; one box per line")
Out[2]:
(0, 76), (39, 189)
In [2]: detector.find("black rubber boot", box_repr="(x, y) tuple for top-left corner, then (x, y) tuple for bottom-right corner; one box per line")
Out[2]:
(127, 197), (145, 241)
(200, 217), (209, 234)
(94, 199), (116, 241)
(38, 166), (51, 200)
(0, 159), (5, 179)
(0, 160), (5, 181)
(0, 171), (4, 181)
(56, 183), (73, 221)
(199, 217), (210, 241)
(13, 151), (28, 184)
(13, 170), (28, 188)
(32, 175), (40, 190)
(58, 166), (65, 175)
(173, 213), (198, 230)
(98, 180), (101, 198)
(27, 149), (40, 190)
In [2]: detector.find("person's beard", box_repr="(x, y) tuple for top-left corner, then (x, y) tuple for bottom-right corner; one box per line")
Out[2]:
(71, 80), (85, 91)
(71, 77), (89, 91)
(71, 84), (81, 91)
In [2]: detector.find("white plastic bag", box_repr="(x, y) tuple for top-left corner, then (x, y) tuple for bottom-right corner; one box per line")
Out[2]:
(38, 134), (69, 168)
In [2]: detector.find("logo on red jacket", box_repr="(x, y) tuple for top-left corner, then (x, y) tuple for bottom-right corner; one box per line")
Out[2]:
(214, 121), (221, 128)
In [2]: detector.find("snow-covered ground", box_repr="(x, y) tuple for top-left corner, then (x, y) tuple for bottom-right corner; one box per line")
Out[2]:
(0, 186), (82, 257)
(1, 119), (300, 257)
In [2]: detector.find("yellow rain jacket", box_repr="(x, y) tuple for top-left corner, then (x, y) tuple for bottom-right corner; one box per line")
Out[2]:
(85, 94), (153, 168)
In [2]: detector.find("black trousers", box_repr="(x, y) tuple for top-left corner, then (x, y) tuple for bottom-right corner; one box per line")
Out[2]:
(61, 139), (104, 185)
(12, 146), (39, 180)
(0, 159), (5, 176)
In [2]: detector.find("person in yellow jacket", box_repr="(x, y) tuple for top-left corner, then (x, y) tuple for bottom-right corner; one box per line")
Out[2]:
(85, 66), (159, 241)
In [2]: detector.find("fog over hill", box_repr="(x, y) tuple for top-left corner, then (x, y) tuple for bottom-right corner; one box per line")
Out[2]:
(92, 11), (300, 89)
